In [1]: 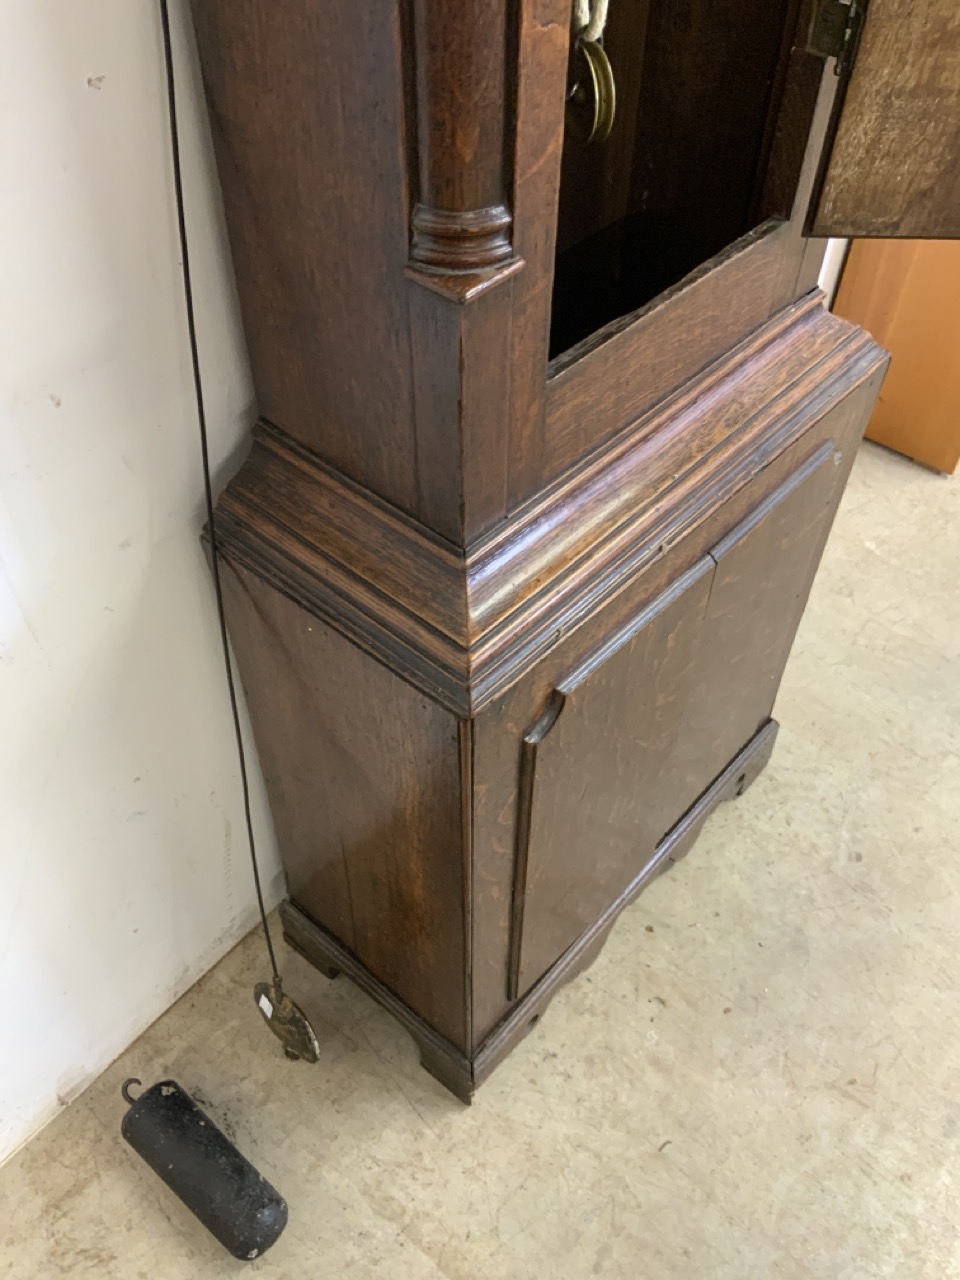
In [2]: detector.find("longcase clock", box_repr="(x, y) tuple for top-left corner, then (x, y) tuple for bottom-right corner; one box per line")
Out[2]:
(188, 0), (960, 1099)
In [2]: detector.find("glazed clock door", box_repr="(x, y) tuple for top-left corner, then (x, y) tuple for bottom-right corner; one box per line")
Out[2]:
(811, 0), (960, 237)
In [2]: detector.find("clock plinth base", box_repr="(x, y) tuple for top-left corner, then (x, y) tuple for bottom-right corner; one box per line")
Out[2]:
(279, 720), (778, 1102)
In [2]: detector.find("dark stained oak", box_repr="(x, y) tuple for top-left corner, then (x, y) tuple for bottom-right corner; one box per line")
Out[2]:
(190, 2), (420, 515)
(408, 0), (514, 269)
(468, 364), (884, 1045)
(812, 0), (960, 238)
(510, 442), (846, 1001)
(542, 5), (844, 486)
(544, 221), (796, 478)
(180, 0), (960, 1097)
(220, 562), (468, 1049)
(215, 329), (886, 1070)
(214, 299), (884, 717)
(511, 558), (716, 998)
(281, 718), (781, 1102)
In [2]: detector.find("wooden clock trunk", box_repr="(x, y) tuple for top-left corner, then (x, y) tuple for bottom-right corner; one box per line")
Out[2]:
(188, 0), (960, 1099)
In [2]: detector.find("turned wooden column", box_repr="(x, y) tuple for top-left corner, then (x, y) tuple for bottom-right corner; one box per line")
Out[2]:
(409, 0), (515, 271)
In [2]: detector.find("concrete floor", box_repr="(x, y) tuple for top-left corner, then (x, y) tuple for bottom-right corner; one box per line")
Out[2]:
(3, 441), (959, 1278)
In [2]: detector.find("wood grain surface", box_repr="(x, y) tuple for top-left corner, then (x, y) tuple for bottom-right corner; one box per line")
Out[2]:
(183, 2), (919, 1096)
(813, 0), (960, 237)
(215, 300), (885, 716)
(220, 563), (468, 1049)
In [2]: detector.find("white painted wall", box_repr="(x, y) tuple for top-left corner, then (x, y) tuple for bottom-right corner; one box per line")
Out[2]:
(0, 1), (282, 1161)
(819, 238), (850, 307)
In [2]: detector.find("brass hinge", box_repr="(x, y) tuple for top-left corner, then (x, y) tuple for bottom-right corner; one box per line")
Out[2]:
(807, 0), (868, 77)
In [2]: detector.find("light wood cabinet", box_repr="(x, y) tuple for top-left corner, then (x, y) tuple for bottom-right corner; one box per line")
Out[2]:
(835, 239), (960, 474)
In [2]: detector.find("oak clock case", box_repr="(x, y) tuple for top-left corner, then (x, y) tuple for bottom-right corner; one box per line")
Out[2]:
(188, 1), (960, 1100)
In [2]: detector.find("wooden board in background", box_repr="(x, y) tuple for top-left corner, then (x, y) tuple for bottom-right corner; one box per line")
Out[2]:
(835, 239), (960, 475)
